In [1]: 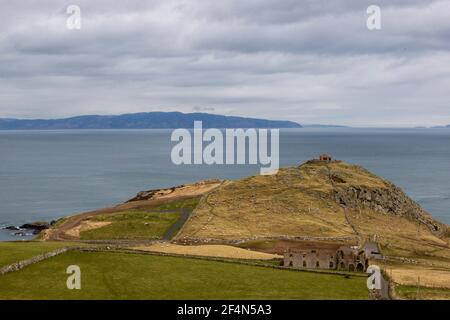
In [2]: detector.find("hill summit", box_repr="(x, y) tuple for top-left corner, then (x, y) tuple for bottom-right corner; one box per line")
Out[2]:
(176, 160), (448, 254)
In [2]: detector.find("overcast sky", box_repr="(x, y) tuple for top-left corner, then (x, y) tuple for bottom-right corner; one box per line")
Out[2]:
(0, 0), (449, 126)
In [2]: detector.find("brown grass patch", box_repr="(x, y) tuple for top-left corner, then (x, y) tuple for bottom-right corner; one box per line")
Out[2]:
(390, 266), (450, 289)
(176, 165), (356, 240)
(133, 243), (282, 260)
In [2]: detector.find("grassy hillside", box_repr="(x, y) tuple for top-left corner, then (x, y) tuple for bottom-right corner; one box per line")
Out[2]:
(177, 163), (355, 240)
(177, 161), (445, 244)
(55, 197), (201, 241)
(0, 251), (367, 300)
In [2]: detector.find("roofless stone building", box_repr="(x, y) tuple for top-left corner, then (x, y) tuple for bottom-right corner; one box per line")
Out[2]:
(283, 243), (378, 272)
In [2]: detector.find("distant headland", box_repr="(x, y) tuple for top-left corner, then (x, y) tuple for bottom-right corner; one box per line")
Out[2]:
(0, 112), (302, 130)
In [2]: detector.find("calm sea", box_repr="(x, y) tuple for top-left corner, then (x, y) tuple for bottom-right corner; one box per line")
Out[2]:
(1, 128), (449, 240)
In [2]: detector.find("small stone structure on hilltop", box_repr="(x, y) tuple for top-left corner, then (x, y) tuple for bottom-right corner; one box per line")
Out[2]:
(319, 154), (333, 162)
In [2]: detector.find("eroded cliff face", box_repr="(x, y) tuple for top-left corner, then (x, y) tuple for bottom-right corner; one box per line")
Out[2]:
(332, 181), (444, 235)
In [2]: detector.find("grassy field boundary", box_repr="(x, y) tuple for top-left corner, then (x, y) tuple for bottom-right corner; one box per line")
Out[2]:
(393, 284), (450, 300)
(0, 244), (371, 300)
(0, 243), (368, 278)
(0, 247), (76, 275)
(0, 250), (370, 300)
(78, 246), (369, 278)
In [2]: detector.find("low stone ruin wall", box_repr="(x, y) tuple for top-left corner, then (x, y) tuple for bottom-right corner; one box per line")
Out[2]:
(175, 235), (355, 245)
(0, 247), (71, 275)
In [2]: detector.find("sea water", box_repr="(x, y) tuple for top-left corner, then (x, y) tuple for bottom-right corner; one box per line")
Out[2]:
(1, 128), (449, 240)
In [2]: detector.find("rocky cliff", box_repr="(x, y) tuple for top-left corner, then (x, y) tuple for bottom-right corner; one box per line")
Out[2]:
(331, 170), (444, 234)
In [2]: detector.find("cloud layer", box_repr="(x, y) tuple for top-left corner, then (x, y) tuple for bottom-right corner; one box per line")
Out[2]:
(1, 0), (449, 126)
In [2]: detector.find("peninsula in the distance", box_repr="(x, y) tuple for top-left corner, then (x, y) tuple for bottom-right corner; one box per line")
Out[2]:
(0, 112), (302, 130)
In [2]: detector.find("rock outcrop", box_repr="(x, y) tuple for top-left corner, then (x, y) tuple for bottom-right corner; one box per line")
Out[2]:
(3, 226), (20, 231)
(333, 182), (444, 234)
(20, 221), (51, 231)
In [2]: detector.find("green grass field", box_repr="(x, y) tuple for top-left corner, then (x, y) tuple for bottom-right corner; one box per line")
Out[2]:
(155, 197), (200, 211)
(79, 211), (180, 240)
(0, 241), (82, 268)
(0, 251), (368, 300)
(395, 285), (450, 300)
(78, 198), (200, 240)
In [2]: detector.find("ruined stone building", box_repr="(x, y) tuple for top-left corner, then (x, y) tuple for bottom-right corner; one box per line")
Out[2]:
(336, 246), (368, 272)
(283, 245), (370, 272)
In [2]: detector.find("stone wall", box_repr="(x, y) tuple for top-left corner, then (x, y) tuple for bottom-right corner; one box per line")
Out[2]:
(176, 235), (355, 245)
(0, 247), (71, 275)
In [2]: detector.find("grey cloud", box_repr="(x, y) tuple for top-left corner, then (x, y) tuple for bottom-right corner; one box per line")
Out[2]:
(0, 0), (449, 126)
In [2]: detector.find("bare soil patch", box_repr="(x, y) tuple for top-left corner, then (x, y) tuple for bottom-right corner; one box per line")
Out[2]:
(65, 221), (112, 238)
(133, 243), (282, 260)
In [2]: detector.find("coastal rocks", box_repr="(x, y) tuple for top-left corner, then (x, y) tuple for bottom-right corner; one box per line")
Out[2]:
(3, 226), (20, 231)
(1, 221), (51, 238)
(0, 226), (35, 237)
(20, 221), (50, 231)
(13, 231), (35, 237)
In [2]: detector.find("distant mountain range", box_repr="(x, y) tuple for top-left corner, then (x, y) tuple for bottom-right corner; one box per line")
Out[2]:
(301, 124), (349, 128)
(0, 112), (302, 130)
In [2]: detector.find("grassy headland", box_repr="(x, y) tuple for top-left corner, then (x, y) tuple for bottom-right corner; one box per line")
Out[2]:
(2, 160), (449, 300)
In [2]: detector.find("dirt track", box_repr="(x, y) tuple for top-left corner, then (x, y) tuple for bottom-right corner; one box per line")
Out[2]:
(44, 196), (197, 241)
